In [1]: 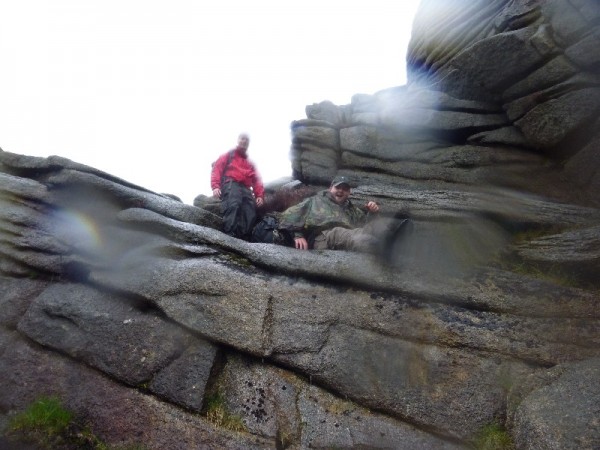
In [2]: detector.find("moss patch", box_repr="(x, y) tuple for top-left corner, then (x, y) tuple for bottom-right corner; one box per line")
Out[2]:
(203, 390), (247, 433)
(470, 422), (514, 450)
(4, 396), (145, 450)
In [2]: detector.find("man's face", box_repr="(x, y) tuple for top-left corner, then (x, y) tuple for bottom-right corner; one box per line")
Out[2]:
(237, 134), (250, 151)
(329, 183), (351, 204)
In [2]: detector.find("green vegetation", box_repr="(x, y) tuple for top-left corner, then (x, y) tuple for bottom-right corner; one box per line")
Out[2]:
(492, 245), (583, 288)
(500, 225), (596, 289)
(203, 390), (247, 433)
(4, 396), (145, 450)
(276, 427), (294, 449)
(470, 422), (514, 450)
(227, 252), (254, 268)
(7, 396), (73, 438)
(505, 259), (581, 288)
(512, 227), (560, 244)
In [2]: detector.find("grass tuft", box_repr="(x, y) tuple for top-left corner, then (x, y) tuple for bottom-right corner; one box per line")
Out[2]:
(5, 396), (146, 450)
(7, 396), (72, 438)
(204, 390), (247, 433)
(471, 422), (514, 450)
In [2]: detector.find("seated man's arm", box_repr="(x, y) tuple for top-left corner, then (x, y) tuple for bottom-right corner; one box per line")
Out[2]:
(365, 201), (379, 213)
(293, 232), (309, 250)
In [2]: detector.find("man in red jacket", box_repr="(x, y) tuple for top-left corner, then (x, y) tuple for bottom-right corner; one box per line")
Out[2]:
(211, 133), (265, 239)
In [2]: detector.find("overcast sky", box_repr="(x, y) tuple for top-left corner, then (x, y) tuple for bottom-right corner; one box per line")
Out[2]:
(1, 0), (421, 204)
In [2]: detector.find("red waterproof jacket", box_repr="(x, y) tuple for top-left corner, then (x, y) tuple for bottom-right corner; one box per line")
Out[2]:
(210, 148), (265, 198)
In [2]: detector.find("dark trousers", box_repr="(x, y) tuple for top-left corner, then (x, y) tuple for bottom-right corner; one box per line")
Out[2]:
(221, 181), (257, 239)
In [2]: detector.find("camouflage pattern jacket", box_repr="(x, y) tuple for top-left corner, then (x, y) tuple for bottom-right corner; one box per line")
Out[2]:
(278, 190), (370, 245)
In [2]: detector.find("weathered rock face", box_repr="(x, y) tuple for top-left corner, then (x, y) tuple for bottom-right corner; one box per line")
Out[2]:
(292, 0), (600, 204)
(2, 1), (600, 449)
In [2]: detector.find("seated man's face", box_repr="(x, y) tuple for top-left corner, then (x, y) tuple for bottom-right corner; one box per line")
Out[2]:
(329, 184), (351, 204)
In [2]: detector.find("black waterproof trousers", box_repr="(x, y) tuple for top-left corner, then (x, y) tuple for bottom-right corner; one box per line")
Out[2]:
(220, 181), (257, 240)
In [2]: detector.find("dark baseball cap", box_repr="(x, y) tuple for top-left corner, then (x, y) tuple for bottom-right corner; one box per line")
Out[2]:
(331, 176), (351, 187)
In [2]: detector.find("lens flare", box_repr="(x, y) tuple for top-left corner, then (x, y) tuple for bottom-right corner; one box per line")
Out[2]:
(51, 209), (102, 253)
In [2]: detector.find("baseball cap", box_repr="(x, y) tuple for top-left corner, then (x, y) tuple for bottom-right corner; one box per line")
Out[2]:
(331, 176), (351, 187)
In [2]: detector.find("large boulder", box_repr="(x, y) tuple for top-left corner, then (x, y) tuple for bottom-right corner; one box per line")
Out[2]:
(291, 0), (600, 205)
(511, 358), (600, 450)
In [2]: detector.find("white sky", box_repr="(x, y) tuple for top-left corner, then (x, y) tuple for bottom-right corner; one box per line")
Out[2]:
(0, 0), (420, 204)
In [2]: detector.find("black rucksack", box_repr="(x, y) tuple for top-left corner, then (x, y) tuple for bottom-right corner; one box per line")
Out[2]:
(251, 215), (279, 243)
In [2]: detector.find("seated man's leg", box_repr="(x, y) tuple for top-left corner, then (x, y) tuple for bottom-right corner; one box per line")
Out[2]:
(314, 227), (377, 252)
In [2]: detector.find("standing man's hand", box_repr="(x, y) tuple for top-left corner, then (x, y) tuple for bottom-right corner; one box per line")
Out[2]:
(256, 197), (264, 207)
(294, 237), (309, 250)
(212, 188), (221, 199)
(365, 201), (379, 213)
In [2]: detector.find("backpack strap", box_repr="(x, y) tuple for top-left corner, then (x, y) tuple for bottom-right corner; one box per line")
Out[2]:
(221, 150), (235, 186)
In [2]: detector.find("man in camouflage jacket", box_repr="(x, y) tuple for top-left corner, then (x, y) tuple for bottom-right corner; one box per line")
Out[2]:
(277, 176), (381, 251)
